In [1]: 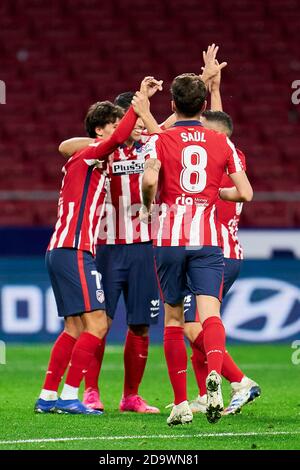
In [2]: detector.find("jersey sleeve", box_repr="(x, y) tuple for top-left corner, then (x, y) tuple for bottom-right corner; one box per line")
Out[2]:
(140, 134), (162, 161)
(79, 106), (137, 161)
(225, 137), (245, 174)
(236, 148), (247, 172)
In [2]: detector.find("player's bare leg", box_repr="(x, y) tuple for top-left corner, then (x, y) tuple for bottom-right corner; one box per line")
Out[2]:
(164, 303), (192, 426)
(55, 309), (108, 415)
(34, 316), (83, 413)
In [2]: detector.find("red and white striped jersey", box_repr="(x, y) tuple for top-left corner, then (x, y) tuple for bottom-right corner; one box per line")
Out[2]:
(48, 147), (107, 255)
(143, 121), (244, 247)
(97, 141), (151, 244)
(217, 148), (246, 259)
(48, 106), (138, 255)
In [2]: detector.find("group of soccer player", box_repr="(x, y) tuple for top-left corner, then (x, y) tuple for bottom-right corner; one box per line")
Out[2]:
(35, 44), (261, 425)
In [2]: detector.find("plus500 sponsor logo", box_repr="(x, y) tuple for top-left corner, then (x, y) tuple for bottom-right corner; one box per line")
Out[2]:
(112, 160), (144, 175)
(0, 286), (62, 334)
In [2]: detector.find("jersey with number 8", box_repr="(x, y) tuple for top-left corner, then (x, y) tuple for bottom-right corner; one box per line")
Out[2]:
(143, 120), (244, 247)
(180, 145), (207, 193)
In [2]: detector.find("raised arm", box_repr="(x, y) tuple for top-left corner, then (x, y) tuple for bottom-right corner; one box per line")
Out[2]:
(58, 105), (138, 160)
(132, 92), (176, 134)
(160, 113), (177, 129)
(201, 45), (226, 111)
(132, 77), (164, 134)
(200, 44), (227, 88)
(84, 105), (138, 159)
(60, 76), (163, 158)
(132, 92), (161, 134)
(209, 60), (223, 111)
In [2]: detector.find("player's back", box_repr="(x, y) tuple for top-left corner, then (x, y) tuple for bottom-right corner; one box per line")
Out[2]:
(146, 120), (243, 247)
(49, 145), (107, 255)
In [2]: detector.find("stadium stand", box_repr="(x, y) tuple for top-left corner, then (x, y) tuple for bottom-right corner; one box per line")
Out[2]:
(0, 0), (299, 227)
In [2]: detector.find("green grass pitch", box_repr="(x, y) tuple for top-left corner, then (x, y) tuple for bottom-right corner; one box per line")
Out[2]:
(0, 343), (299, 450)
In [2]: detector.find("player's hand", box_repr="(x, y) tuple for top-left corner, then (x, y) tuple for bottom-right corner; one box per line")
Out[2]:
(210, 59), (222, 90)
(140, 76), (163, 98)
(201, 60), (223, 92)
(132, 91), (150, 117)
(139, 204), (152, 224)
(200, 44), (227, 85)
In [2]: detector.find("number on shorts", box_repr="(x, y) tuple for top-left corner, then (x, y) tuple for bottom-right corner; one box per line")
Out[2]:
(91, 270), (102, 289)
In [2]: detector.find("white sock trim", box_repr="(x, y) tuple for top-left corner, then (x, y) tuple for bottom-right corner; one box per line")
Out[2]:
(60, 384), (79, 400)
(40, 389), (58, 401)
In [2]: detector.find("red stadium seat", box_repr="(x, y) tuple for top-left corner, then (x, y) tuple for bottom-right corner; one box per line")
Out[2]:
(241, 202), (294, 227)
(0, 0), (298, 227)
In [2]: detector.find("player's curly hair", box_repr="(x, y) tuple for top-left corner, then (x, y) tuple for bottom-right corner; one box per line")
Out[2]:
(85, 101), (124, 138)
(171, 73), (207, 117)
(202, 110), (233, 137)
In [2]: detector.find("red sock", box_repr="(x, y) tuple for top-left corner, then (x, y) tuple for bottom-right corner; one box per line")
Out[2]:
(65, 332), (101, 388)
(43, 331), (76, 391)
(190, 336), (207, 396)
(192, 330), (244, 384)
(84, 336), (106, 391)
(202, 317), (225, 375)
(123, 330), (149, 397)
(164, 326), (187, 405)
(222, 351), (244, 383)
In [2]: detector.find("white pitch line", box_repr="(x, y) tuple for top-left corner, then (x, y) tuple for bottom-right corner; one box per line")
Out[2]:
(0, 431), (299, 445)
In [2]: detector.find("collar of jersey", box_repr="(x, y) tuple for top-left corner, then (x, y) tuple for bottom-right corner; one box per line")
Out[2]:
(173, 120), (203, 127)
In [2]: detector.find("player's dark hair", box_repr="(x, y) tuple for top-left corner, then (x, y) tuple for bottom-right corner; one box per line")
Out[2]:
(85, 101), (124, 138)
(202, 110), (233, 137)
(171, 73), (207, 117)
(114, 91), (135, 111)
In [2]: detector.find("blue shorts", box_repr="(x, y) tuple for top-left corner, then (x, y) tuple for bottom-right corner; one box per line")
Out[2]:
(46, 248), (106, 318)
(154, 245), (224, 305)
(184, 258), (242, 322)
(96, 242), (160, 325)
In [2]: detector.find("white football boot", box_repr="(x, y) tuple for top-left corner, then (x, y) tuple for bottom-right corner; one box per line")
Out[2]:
(167, 400), (193, 426)
(189, 394), (207, 414)
(206, 370), (224, 423)
(223, 376), (261, 415)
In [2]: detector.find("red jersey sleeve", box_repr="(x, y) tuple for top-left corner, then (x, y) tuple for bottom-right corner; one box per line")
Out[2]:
(225, 137), (245, 174)
(140, 134), (162, 161)
(79, 106), (137, 161)
(236, 148), (247, 172)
